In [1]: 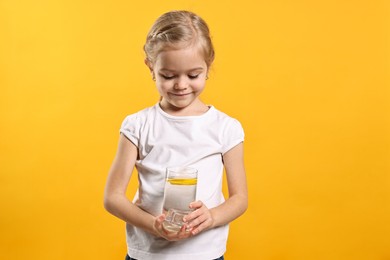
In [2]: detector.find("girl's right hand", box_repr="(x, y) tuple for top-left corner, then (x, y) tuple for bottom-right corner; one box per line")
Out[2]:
(153, 214), (193, 241)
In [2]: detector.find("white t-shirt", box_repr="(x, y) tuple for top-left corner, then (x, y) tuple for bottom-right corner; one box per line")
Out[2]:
(120, 103), (244, 260)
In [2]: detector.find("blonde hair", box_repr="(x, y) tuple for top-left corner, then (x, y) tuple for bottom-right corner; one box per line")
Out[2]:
(144, 10), (215, 68)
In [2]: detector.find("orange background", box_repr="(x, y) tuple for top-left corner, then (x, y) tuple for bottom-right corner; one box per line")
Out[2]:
(1, 0), (389, 259)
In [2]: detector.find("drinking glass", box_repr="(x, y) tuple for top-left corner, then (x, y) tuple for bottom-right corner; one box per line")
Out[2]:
(162, 167), (198, 232)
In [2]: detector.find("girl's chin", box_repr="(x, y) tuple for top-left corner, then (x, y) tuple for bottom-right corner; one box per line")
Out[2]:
(161, 99), (196, 111)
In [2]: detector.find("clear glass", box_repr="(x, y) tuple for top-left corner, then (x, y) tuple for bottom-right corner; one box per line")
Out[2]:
(162, 167), (198, 232)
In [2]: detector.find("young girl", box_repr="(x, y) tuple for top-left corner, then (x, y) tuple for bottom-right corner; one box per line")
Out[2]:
(104, 10), (248, 260)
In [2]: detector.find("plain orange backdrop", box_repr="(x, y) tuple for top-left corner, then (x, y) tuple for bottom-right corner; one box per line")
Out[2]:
(1, 0), (389, 259)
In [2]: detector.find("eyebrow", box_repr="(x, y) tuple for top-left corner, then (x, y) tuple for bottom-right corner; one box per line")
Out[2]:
(159, 67), (204, 73)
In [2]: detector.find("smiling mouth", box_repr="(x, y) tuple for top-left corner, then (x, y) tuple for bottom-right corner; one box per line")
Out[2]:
(170, 92), (191, 97)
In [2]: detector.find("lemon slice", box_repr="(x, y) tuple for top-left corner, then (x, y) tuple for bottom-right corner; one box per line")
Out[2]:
(167, 178), (197, 185)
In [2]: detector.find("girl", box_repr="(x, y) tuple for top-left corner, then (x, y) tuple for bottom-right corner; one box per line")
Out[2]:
(104, 10), (248, 260)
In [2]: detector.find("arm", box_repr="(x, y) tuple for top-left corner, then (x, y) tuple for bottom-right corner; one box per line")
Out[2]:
(104, 134), (192, 240)
(103, 134), (158, 235)
(185, 142), (248, 235)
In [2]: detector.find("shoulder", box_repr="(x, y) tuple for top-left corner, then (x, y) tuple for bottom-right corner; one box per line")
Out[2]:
(119, 104), (159, 144)
(122, 104), (158, 122)
(207, 106), (245, 153)
(120, 104), (159, 131)
(209, 106), (244, 130)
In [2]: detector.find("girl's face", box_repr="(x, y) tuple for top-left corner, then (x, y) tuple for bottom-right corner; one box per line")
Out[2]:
(150, 44), (208, 115)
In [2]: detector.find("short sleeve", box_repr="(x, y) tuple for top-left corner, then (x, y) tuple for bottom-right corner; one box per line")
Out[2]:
(119, 113), (141, 147)
(222, 119), (245, 154)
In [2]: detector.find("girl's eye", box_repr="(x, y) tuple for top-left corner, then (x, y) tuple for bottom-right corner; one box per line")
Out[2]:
(161, 75), (175, 80)
(188, 74), (199, 79)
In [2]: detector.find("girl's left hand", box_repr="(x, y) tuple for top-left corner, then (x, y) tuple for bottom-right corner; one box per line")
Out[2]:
(183, 200), (215, 236)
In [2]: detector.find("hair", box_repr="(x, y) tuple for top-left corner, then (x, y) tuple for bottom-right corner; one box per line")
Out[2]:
(144, 10), (215, 68)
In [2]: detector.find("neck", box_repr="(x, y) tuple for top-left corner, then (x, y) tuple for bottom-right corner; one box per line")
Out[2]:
(159, 99), (209, 116)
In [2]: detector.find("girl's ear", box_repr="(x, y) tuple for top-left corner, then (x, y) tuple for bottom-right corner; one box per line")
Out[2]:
(145, 59), (155, 81)
(144, 59), (153, 72)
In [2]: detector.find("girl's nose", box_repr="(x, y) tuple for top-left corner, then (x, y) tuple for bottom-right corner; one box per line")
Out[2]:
(173, 78), (188, 90)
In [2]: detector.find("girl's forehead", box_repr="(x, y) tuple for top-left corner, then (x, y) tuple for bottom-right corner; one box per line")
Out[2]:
(160, 42), (204, 55)
(155, 45), (207, 69)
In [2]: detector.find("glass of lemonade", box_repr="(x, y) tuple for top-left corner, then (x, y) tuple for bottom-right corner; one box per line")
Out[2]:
(162, 167), (198, 232)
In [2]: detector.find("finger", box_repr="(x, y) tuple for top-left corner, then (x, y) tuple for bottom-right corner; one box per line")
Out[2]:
(186, 211), (208, 229)
(154, 214), (165, 228)
(189, 200), (203, 209)
(177, 224), (193, 238)
(183, 206), (206, 222)
(154, 214), (169, 237)
(191, 217), (213, 235)
(163, 225), (192, 241)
